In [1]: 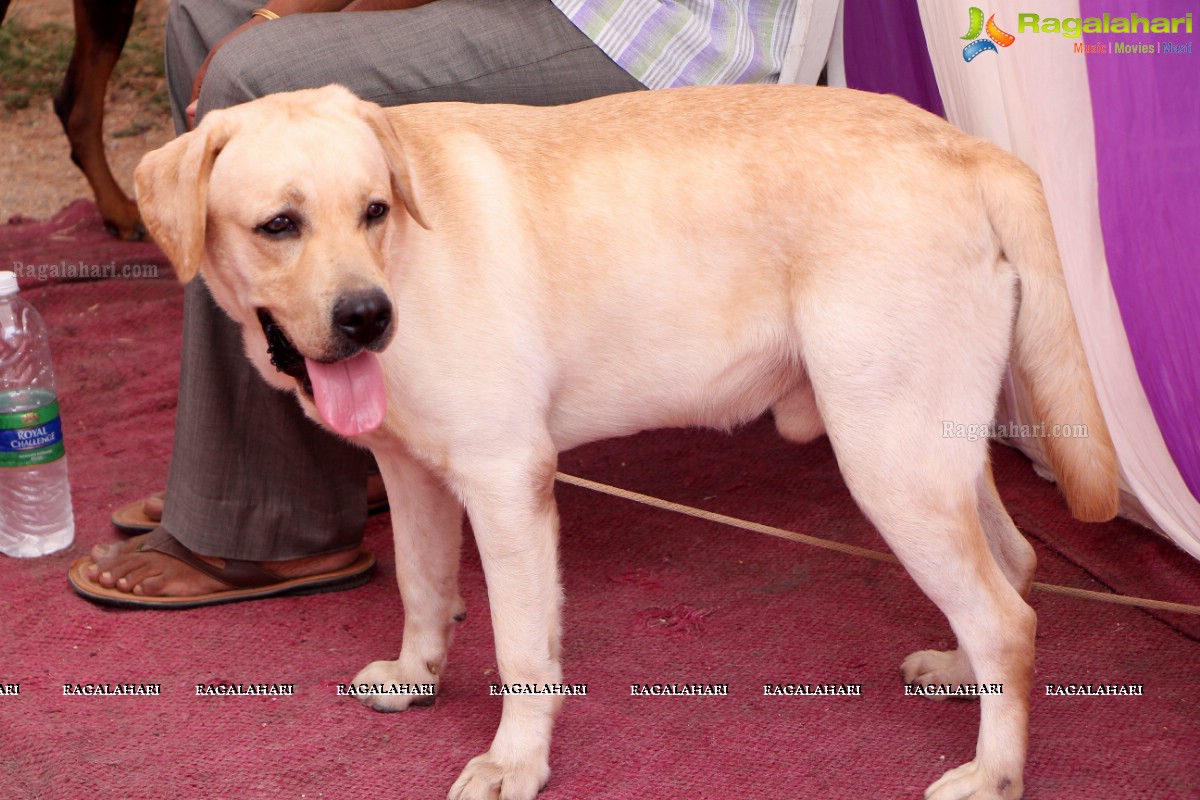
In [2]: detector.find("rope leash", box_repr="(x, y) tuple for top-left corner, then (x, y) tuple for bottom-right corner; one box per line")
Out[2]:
(555, 472), (1200, 617)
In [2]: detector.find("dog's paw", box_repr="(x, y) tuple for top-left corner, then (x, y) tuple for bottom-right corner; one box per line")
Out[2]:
(349, 659), (438, 712)
(902, 648), (976, 696)
(925, 759), (1023, 800)
(448, 751), (549, 800)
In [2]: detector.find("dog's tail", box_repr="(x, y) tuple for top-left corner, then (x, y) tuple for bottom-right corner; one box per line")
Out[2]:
(977, 149), (1119, 522)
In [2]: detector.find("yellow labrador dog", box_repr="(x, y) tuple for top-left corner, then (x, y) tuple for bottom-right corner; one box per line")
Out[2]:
(136, 84), (1118, 800)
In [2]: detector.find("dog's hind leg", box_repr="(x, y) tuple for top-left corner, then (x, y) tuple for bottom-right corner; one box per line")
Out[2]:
(798, 263), (1032, 799)
(901, 462), (1037, 690)
(827, 430), (1033, 800)
(975, 464), (1038, 596)
(55, 0), (144, 240)
(352, 447), (464, 711)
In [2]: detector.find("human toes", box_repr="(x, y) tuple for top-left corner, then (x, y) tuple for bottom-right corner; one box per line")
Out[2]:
(86, 534), (157, 584)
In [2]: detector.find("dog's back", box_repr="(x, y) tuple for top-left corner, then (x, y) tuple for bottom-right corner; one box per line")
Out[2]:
(385, 86), (1117, 526)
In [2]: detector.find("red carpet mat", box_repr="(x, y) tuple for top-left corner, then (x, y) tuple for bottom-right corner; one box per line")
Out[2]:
(2, 204), (1198, 799)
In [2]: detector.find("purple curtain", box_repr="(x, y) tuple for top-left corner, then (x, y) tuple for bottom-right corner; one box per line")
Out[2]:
(843, 0), (944, 116)
(1084, 0), (1200, 501)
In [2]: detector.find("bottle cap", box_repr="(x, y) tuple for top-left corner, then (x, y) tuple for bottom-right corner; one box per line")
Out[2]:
(0, 271), (18, 296)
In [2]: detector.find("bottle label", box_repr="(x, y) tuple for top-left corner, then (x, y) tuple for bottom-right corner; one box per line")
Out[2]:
(0, 401), (65, 468)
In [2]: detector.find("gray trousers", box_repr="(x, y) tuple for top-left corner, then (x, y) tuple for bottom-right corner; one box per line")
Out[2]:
(161, 0), (644, 559)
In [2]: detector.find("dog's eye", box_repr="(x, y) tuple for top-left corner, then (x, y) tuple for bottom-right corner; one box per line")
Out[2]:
(365, 202), (389, 224)
(259, 215), (297, 236)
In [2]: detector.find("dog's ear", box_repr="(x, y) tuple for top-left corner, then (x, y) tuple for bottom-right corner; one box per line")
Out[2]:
(134, 112), (236, 283)
(355, 101), (430, 231)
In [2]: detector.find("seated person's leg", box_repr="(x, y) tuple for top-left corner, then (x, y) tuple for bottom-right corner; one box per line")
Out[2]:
(75, 0), (644, 605)
(196, 0), (645, 112)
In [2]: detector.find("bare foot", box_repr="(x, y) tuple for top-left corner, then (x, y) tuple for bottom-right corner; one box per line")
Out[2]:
(84, 532), (361, 598)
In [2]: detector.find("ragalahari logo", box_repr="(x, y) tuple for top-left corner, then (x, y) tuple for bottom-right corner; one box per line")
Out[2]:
(962, 7), (1016, 61)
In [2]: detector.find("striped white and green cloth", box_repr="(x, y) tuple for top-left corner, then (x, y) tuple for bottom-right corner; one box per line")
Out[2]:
(551, 0), (801, 89)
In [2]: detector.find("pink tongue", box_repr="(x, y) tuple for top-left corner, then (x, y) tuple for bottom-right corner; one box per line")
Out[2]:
(305, 351), (387, 437)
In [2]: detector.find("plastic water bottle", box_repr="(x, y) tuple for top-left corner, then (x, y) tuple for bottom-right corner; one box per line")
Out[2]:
(0, 271), (75, 556)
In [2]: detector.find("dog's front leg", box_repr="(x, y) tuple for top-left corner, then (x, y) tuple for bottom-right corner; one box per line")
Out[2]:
(450, 453), (562, 800)
(352, 447), (464, 711)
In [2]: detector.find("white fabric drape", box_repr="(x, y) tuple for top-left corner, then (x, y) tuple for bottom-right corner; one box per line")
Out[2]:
(915, 0), (1200, 558)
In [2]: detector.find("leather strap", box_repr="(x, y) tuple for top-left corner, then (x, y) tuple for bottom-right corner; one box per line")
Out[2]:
(138, 528), (287, 590)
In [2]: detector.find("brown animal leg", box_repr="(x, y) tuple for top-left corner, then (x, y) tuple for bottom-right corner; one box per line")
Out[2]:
(54, 0), (145, 240)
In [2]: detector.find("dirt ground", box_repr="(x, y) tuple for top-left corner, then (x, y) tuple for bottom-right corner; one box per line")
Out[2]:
(0, 0), (173, 223)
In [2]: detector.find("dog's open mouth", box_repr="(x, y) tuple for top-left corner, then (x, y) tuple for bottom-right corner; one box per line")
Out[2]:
(254, 308), (389, 437)
(257, 308), (313, 397)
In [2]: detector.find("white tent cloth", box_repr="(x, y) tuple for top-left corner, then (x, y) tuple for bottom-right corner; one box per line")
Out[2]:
(914, 0), (1200, 558)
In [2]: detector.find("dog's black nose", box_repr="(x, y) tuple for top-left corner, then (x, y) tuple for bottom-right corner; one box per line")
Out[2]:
(333, 289), (393, 348)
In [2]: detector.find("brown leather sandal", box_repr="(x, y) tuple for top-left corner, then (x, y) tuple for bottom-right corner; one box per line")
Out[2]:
(68, 528), (375, 609)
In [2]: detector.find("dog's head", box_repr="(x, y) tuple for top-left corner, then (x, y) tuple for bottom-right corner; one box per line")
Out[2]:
(135, 85), (430, 437)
